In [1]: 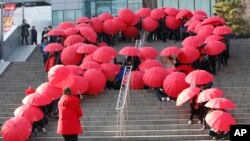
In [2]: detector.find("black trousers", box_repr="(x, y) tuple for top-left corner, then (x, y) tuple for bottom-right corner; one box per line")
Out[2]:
(31, 38), (37, 45)
(22, 36), (28, 45)
(63, 135), (78, 141)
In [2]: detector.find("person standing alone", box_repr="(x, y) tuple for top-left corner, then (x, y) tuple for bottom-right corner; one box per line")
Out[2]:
(21, 19), (30, 45)
(31, 26), (37, 45)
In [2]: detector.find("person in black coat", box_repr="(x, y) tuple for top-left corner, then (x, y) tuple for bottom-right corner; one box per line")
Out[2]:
(41, 27), (48, 43)
(21, 19), (30, 45)
(31, 26), (37, 45)
(126, 56), (141, 71)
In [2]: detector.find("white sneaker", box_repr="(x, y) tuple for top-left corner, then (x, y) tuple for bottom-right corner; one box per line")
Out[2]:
(166, 97), (171, 102)
(188, 120), (192, 125)
(161, 97), (165, 101)
(42, 127), (47, 133)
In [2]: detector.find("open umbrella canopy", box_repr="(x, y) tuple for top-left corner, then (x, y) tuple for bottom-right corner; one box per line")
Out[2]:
(47, 29), (66, 36)
(122, 26), (139, 38)
(64, 27), (79, 36)
(101, 63), (120, 79)
(176, 87), (201, 106)
(190, 15), (206, 22)
(164, 7), (179, 16)
(36, 82), (62, 100)
(139, 46), (159, 59)
(93, 46), (117, 63)
(48, 65), (75, 88)
(163, 72), (189, 99)
(130, 71), (145, 90)
(84, 69), (106, 95)
(64, 35), (85, 47)
(77, 23), (94, 30)
(131, 14), (140, 26)
(70, 75), (89, 95)
(204, 41), (226, 56)
(193, 10), (207, 17)
(176, 9), (192, 19)
(77, 44), (98, 54)
(82, 54), (95, 62)
(98, 12), (113, 21)
(197, 88), (224, 103)
(175, 65), (195, 75)
(165, 16), (182, 30)
(185, 70), (214, 85)
(177, 47), (200, 64)
(119, 46), (140, 56)
(112, 17), (128, 31)
(150, 8), (165, 20)
(201, 16), (225, 26)
(61, 45), (83, 65)
(118, 8), (135, 25)
(80, 61), (102, 70)
(143, 67), (167, 88)
(57, 21), (75, 30)
(187, 21), (201, 32)
(76, 17), (91, 24)
(142, 17), (159, 32)
(205, 97), (236, 110)
(14, 104), (44, 122)
(22, 92), (52, 106)
(205, 35), (224, 44)
(197, 25), (214, 40)
(90, 17), (103, 33)
(66, 65), (84, 76)
(160, 46), (181, 58)
(182, 36), (204, 48)
(137, 7), (151, 18)
(103, 19), (119, 35)
(2, 117), (32, 141)
(193, 22), (203, 33)
(139, 59), (164, 71)
(44, 43), (64, 52)
(79, 27), (97, 43)
(213, 25), (233, 35)
(205, 110), (236, 132)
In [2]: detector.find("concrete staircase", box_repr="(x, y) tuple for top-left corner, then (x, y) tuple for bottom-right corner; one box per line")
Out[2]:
(0, 39), (250, 141)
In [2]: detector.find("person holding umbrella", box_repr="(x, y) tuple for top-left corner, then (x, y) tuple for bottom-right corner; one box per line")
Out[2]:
(57, 87), (83, 141)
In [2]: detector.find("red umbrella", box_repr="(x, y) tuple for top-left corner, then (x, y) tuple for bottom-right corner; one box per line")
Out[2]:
(163, 72), (189, 99)
(165, 16), (181, 30)
(2, 117), (32, 141)
(77, 23), (94, 30)
(118, 8), (135, 25)
(131, 14), (140, 26)
(71, 42), (86, 48)
(93, 46), (117, 63)
(160, 46), (181, 57)
(98, 42), (108, 47)
(103, 19), (119, 35)
(76, 17), (90, 24)
(80, 61), (102, 70)
(66, 65), (84, 76)
(190, 15), (206, 22)
(193, 10), (207, 17)
(197, 25), (214, 40)
(143, 67), (167, 88)
(98, 12), (113, 21)
(142, 17), (159, 32)
(79, 27), (97, 43)
(176, 87), (201, 106)
(14, 104), (44, 122)
(119, 46), (140, 56)
(177, 47), (200, 64)
(22, 92), (52, 106)
(164, 7), (179, 16)
(201, 16), (225, 26)
(175, 65), (195, 75)
(185, 70), (214, 85)
(47, 29), (66, 36)
(84, 69), (106, 95)
(193, 22), (203, 33)
(213, 25), (233, 35)
(139, 59), (164, 71)
(182, 36), (204, 48)
(77, 44), (98, 54)
(57, 21), (75, 30)
(204, 41), (226, 55)
(205, 35), (224, 43)
(166, 68), (176, 75)
(130, 71), (145, 90)
(101, 63), (120, 79)
(36, 82), (62, 100)
(82, 54), (95, 62)
(197, 88), (224, 103)
(44, 43), (64, 52)
(139, 46), (159, 59)
(64, 27), (79, 36)
(61, 45), (83, 65)
(122, 26), (139, 38)
(176, 9), (192, 19)
(48, 65), (75, 88)
(205, 98), (236, 110)
(112, 17), (128, 31)
(71, 75), (89, 95)
(25, 86), (35, 95)
(90, 17), (103, 33)
(205, 110), (236, 132)
(150, 8), (166, 20)
(137, 8), (151, 18)
(64, 35), (85, 46)
(187, 21), (201, 32)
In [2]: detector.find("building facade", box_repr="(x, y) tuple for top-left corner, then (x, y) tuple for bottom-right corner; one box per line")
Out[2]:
(51, 0), (216, 26)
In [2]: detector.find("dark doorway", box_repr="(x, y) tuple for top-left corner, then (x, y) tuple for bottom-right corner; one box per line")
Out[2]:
(142, 0), (157, 9)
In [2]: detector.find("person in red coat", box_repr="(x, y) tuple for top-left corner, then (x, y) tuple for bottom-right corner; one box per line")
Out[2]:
(57, 87), (83, 141)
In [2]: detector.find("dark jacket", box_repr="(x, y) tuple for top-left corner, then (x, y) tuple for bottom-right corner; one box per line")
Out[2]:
(21, 23), (30, 36)
(31, 29), (37, 39)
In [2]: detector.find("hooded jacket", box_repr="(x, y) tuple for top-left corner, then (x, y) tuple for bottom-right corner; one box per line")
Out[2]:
(57, 95), (83, 135)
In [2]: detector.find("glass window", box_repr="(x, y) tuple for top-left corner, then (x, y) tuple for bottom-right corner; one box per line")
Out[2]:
(195, 0), (210, 16)
(157, 0), (163, 8)
(179, 0), (194, 10)
(64, 10), (75, 22)
(76, 9), (82, 19)
(112, 0), (126, 16)
(163, 0), (178, 9)
(82, 0), (95, 17)
(52, 10), (63, 26)
(128, 0), (142, 12)
(96, 0), (112, 15)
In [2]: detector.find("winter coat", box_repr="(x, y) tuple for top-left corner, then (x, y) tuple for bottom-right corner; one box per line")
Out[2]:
(57, 95), (83, 135)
